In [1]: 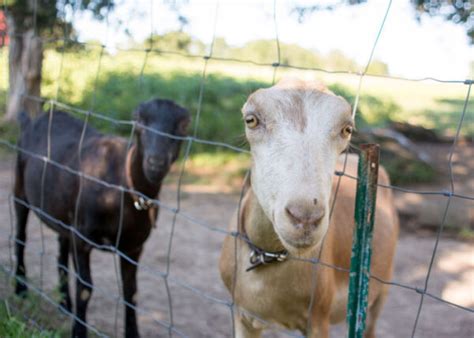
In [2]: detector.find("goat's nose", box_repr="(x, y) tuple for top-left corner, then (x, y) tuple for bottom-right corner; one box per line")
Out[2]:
(147, 156), (166, 170)
(285, 200), (325, 230)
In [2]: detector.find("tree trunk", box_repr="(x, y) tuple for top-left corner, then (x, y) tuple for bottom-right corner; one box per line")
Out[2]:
(4, 14), (43, 122)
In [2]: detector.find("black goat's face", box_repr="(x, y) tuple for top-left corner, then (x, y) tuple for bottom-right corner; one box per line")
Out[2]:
(133, 99), (190, 183)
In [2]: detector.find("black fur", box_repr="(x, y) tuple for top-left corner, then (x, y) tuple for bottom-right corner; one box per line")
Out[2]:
(13, 99), (190, 338)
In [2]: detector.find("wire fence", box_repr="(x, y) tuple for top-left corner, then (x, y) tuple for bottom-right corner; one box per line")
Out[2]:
(0, 0), (473, 337)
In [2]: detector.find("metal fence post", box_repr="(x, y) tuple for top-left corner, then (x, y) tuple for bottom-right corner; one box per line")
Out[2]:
(347, 144), (380, 338)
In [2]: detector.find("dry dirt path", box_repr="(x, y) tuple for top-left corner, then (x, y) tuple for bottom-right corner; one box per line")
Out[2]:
(0, 156), (472, 338)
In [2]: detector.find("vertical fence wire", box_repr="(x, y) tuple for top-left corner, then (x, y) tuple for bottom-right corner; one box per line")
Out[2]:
(272, 0), (281, 85)
(162, 2), (220, 336)
(29, 0), (47, 321)
(306, 1), (393, 335)
(410, 82), (472, 338)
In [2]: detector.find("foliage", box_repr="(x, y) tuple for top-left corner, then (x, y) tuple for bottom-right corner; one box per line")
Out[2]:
(77, 70), (265, 152)
(293, 0), (474, 43)
(328, 83), (399, 128)
(366, 60), (389, 76)
(71, 64), (398, 152)
(137, 32), (389, 75)
(144, 31), (206, 55)
(0, 300), (61, 338)
(1, 47), (471, 184)
(4, 0), (113, 41)
(412, 0), (473, 43)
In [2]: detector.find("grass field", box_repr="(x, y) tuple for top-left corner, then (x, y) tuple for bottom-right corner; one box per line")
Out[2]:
(0, 288), (65, 338)
(1, 45), (471, 140)
(0, 45), (472, 186)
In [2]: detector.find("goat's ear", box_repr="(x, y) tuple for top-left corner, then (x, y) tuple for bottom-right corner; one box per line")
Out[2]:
(133, 104), (144, 121)
(177, 114), (191, 136)
(133, 110), (140, 121)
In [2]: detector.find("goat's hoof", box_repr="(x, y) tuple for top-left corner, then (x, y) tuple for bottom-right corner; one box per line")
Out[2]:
(125, 330), (140, 338)
(72, 323), (88, 338)
(14, 282), (28, 297)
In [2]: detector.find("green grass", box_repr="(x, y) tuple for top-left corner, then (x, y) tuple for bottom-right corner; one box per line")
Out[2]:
(0, 300), (60, 338)
(0, 46), (471, 185)
(0, 293), (66, 338)
(0, 268), (70, 337)
(2, 46), (470, 138)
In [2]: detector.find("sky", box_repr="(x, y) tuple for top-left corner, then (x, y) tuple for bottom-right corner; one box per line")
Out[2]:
(73, 0), (474, 80)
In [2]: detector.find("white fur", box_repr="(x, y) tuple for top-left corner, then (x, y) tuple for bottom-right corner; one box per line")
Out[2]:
(244, 82), (352, 253)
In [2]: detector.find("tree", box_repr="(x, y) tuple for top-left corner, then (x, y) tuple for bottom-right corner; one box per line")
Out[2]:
(293, 0), (474, 44)
(411, 0), (473, 43)
(3, 0), (112, 121)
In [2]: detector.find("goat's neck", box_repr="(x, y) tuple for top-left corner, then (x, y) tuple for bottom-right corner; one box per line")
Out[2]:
(242, 189), (286, 253)
(126, 145), (162, 199)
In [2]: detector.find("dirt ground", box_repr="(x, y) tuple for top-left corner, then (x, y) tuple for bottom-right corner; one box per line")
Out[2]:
(0, 153), (472, 338)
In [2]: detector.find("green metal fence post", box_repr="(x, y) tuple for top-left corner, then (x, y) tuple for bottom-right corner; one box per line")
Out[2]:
(347, 144), (380, 338)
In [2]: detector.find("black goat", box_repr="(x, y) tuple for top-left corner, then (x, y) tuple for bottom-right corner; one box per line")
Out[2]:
(13, 99), (190, 337)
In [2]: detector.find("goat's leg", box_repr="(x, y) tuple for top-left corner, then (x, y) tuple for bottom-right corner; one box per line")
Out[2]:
(58, 235), (72, 312)
(120, 248), (142, 338)
(364, 287), (388, 338)
(13, 197), (29, 296)
(309, 306), (330, 338)
(234, 311), (262, 338)
(308, 318), (329, 338)
(72, 248), (93, 338)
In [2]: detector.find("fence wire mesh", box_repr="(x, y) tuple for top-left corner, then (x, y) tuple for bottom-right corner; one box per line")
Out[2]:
(0, 0), (472, 337)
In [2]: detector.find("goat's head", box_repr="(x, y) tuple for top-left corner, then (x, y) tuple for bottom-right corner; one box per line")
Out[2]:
(243, 79), (353, 253)
(133, 99), (190, 182)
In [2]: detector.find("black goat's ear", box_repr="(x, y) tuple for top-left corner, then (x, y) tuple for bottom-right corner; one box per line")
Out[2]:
(177, 114), (191, 136)
(133, 109), (140, 121)
(133, 103), (145, 121)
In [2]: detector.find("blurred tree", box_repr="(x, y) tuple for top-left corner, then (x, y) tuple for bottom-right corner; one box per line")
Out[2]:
(280, 43), (324, 68)
(326, 49), (359, 72)
(411, 0), (473, 43)
(3, 0), (113, 121)
(233, 39), (277, 63)
(293, 0), (474, 44)
(367, 60), (390, 75)
(144, 31), (206, 55)
(212, 37), (231, 57)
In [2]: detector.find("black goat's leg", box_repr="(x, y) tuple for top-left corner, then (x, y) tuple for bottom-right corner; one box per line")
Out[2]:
(13, 191), (29, 296)
(120, 248), (142, 338)
(72, 248), (93, 338)
(58, 235), (72, 312)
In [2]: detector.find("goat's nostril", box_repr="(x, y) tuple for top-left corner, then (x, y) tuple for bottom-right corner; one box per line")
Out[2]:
(147, 157), (166, 169)
(285, 203), (325, 229)
(285, 207), (298, 223)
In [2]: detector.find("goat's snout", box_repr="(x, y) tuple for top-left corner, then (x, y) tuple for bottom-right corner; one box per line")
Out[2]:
(147, 156), (167, 171)
(285, 200), (325, 230)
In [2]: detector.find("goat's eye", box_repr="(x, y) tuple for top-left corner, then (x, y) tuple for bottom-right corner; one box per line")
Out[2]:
(341, 125), (353, 138)
(245, 114), (259, 129)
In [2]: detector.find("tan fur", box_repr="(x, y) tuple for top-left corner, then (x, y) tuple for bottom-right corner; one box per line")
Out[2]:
(219, 79), (399, 338)
(220, 155), (398, 337)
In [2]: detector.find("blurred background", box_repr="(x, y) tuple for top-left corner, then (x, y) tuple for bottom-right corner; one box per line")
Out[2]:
(0, 0), (472, 337)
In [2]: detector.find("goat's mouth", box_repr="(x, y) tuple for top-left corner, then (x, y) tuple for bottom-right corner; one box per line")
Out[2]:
(144, 167), (169, 183)
(282, 236), (318, 251)
(274, 223), (328, 254)
(275, 232), (323, 255)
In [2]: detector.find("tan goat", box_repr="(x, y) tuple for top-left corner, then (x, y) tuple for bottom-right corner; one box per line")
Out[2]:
(219, 79), (399, 338)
